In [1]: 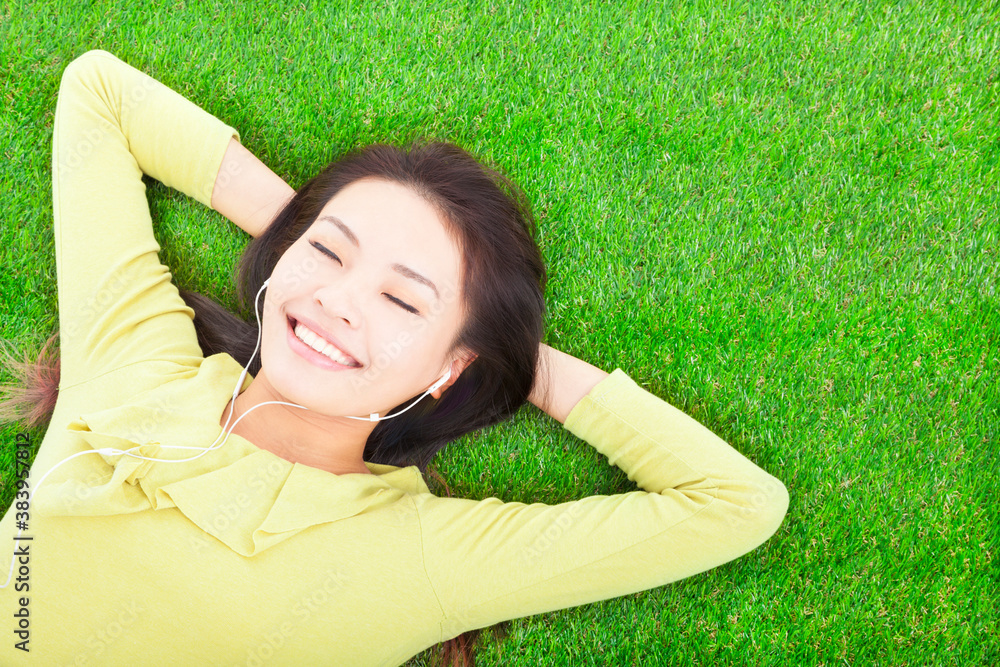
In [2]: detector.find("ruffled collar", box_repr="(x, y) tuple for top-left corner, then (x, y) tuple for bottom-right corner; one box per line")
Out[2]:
(36, 353), (429, 556)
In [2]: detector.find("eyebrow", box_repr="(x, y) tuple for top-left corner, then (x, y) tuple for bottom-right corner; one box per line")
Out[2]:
(391, 263), (440, 300)
(317, 215), (441, 300)
(317, 215), (359, 247)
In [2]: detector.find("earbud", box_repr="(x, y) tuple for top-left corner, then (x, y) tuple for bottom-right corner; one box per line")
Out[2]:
(427, 368), (452, 394)
(262, 278), (270, 287)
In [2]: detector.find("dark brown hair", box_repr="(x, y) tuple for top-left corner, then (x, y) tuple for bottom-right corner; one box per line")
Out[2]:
(189, 141), (547, 469)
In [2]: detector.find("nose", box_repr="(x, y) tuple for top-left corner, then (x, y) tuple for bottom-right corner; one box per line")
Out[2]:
(314, 280), (363, 328)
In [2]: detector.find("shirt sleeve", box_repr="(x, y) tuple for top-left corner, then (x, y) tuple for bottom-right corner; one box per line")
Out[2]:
(416, 369), (789, 640)
(51, 50), (240, 390)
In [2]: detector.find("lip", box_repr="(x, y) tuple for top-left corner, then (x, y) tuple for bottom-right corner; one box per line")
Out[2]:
(286, 315), (363, 370)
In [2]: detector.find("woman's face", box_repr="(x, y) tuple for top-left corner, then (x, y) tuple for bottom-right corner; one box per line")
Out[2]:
(259, 177), (467, 418)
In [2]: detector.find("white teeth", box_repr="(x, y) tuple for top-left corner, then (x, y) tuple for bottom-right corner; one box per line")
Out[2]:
(296, 325), (318, 346)
(293, 323), (357, 367)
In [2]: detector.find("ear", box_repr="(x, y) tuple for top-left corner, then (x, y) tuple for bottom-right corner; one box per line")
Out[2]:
(431, 350), (478, 399)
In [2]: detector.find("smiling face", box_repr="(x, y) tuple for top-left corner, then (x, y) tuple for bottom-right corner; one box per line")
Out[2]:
(258, 177), (467, 418)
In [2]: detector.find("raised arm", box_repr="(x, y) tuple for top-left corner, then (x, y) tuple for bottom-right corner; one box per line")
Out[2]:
(418, 350), (789, 641)
(210, 138), (295, 238)
(53, 50), (240, 391)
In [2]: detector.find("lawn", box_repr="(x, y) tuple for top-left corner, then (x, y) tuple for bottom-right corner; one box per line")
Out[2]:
(1, 0), (997, 664)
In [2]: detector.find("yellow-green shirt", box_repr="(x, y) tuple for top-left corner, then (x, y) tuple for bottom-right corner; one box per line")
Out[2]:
(0, 50), (788, 666)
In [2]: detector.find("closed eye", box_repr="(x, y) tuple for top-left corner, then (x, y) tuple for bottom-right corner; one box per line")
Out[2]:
(384, 293), (419, 315)
(310, 241), (342, 264)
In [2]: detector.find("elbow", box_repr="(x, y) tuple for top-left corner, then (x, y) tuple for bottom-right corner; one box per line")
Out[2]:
(762, 476), (790, 540)
(62, 49), (114, 78)
(726, 474), (789, 550)
(59, 50), (119, 98)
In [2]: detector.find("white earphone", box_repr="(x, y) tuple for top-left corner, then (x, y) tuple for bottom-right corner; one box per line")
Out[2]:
(343, 367), (451, 422)
(1, 277), (453, 588)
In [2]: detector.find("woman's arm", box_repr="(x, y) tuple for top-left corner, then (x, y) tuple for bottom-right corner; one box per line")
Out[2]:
(528, 343), (609, 424)
(419, 363), (788, 639)
(52, 50), (242, 390)
(210, 138), (295, 238)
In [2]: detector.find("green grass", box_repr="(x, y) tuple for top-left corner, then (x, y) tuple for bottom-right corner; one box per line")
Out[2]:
(1, 0), (997, 664)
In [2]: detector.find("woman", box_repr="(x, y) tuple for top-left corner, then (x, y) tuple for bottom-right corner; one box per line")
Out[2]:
(0, 50), (788, 665)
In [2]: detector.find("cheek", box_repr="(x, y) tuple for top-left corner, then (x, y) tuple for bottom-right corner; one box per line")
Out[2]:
(367, 325), (416, 373)
(369, 321), (442, 376)
(258, 289), (286, 340)
(257, 304), (281, 367)
(273, 245), (320, 292)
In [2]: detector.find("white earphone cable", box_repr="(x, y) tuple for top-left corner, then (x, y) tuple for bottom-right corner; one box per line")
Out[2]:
(2, 278), (451, 588)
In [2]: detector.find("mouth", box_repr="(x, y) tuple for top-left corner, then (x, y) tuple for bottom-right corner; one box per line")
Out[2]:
(286, 316), (363, 369)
